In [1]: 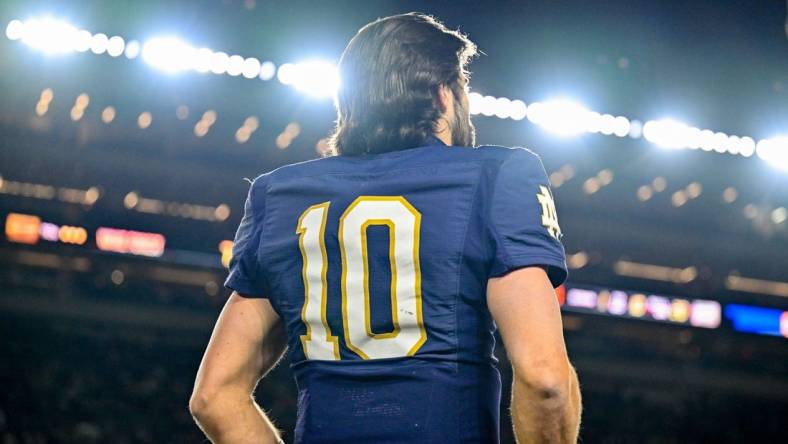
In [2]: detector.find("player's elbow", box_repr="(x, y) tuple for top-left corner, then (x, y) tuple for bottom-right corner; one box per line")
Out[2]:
(513, 358), (573, 402)
(189, 390), (213, 421)
(189, 386), (226, 422)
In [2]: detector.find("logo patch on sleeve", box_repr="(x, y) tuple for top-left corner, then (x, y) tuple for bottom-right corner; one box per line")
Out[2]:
(536, 185), (562, 240)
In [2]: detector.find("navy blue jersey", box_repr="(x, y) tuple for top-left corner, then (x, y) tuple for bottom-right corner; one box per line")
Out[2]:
(225, 139), (567, 443)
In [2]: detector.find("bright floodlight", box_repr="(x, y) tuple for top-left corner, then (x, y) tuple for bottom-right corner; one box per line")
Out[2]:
(509, 100), (528, 121)
(19, 17), (79, 54)
(480, 95), (497, 117)
(259, 61), (276, 81)
(106, 35), (125, 57)
(242, 57), (261, 79)
(6, 19), (24, 40)
(738, 136), (756, 157)
(468, 92), (483, 115)
(527, 98), (591, 136)
(142, 36), (196, 73)
(90, 33), (108, 54)
(613, 116), (630, 137)
(283, 60), (340, 98)
(756, 136), (788, 171)
(226, 54), (244, 76)
(192, 47), (213, 73)
(73, 29), (92, 52)
(494, 97), (512, 119)
(124, 40), (140, 58)
(642, 118), (695, 149)
(209, 51), (229, 74)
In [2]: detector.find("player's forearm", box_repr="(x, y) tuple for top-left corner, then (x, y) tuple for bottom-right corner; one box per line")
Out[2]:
(510, 364), (581, 444)
(191, 391), (281, 444)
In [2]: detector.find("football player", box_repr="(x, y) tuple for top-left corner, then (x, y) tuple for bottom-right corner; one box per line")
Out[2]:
(191, 12), (581, 444)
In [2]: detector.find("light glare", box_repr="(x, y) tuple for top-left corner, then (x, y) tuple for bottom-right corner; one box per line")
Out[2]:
(90, 33), (108, 54)
(124, 39), (140, 58)
(210, 51), (229, 74)
(528, 99), (591, 136)
(242, 57), (261, 79)
(73, 29), (92, 52)
(259, 61), (276, 80)
(756, 136), (788, 171)
(5, 19), (24, 40)
(106, 35), (125, 57)
(226, 54), (244, 76)
(643, 119), (693, 149)
(20, 18), (79, 54)
(283, 60), (340, 98)
(142, 36), (196, 73)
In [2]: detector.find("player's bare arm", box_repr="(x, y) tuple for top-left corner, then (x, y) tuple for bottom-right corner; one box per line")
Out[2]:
(488, 266), (582, 444)
(190, 292), (287, 444)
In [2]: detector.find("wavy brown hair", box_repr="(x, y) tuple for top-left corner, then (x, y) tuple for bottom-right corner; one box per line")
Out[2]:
(329, 13), (477, 155)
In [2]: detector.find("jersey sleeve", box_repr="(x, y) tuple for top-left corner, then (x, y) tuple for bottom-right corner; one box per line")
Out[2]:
(224, 177), (270, 297)
(487, 148), (568, 287)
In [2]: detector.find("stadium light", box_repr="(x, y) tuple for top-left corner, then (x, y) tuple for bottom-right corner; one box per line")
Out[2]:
(106, 35), (125, 57)
(259, 61), (276, 81)
(5, 19), (24, 40)
(642, 118), (694, 149)
(242, 57), (261, 79)
(756, 136), (788, 171)
(280, 60), (340, 98)
(142, 36), (197, 73)
(124, 40), (141, 59)
(527, 98), (592, 136)
(90, 33), (109, 54)
(17, 17), (80, 54)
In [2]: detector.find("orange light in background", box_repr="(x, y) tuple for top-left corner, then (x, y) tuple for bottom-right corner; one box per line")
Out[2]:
(128, 231), (165, 256)
(101, 106), (116, 124)
(96, 227), (165, 257)
(219, 240), (233, 268)
(780, 312), (788, 338)
(670, 299), (691, 323)
(35, 88), (54, 116)
(5, 213), (41, 244)
(596, 290), (611, 312)
(628, 293), (647, 317)
(58, 225), (88, 245)
(137, 111), (152, 129)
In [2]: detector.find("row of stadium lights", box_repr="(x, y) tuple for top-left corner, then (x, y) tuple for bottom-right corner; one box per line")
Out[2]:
(5, 17), (788, 171)
(467, 93), (782, 163)
(5, 18), (312, 86)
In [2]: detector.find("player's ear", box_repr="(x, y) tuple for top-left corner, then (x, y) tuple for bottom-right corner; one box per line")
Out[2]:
(436, 84), (453, 114)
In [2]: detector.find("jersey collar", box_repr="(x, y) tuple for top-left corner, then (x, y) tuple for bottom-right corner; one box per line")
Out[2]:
(426, 135), (447, 147)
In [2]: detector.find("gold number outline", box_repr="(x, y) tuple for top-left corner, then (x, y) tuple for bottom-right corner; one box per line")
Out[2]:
(296, 202), (340, 360)
(338, 196), (427, 359)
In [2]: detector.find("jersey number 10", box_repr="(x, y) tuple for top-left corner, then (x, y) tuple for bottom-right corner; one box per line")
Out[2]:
(296, 196), (427, 361)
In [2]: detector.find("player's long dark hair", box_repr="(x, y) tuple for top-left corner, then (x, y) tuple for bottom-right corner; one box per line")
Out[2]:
(329, 13), (477, 155)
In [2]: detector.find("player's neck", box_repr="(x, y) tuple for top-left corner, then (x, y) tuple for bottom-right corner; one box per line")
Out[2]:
(433, 131), (452, 146)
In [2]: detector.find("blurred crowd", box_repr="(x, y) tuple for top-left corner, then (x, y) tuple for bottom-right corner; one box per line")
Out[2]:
(0, 313), (784, 443)
(0, 318), (294, 444)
